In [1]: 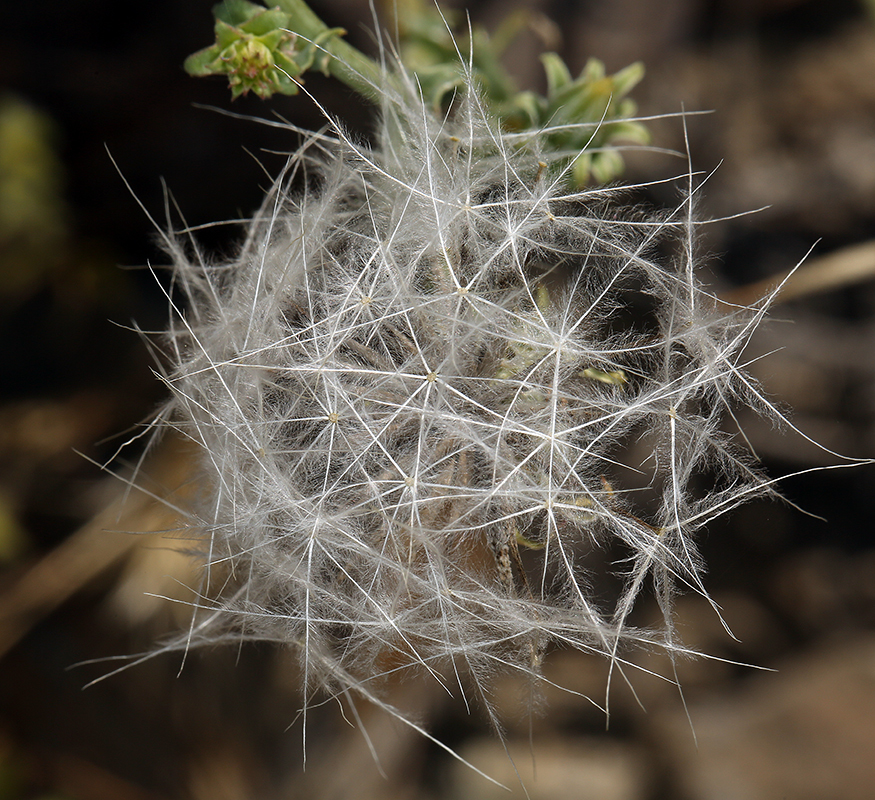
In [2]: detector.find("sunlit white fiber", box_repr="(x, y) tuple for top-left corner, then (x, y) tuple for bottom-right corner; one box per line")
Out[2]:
(141, 52), (796, 762)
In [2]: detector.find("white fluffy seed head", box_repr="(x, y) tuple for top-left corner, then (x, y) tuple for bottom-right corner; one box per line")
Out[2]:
(156, 57), (779, 729)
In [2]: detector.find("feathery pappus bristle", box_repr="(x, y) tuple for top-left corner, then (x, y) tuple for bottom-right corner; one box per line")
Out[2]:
(146, 44), (788, 761)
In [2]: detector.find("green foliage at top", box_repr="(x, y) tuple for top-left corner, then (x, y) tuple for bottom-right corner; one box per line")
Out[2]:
(184, 0), (649, 184)
(391, 0), (648, 184)
(511, 56), (647, 186)
(184, 0), (344, 98)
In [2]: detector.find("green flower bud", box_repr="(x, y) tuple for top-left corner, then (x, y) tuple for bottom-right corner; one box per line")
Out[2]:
(184, 0), (344, 98)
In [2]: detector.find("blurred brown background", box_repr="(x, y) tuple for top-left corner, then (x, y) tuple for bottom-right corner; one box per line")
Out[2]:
(1, 1), (874, 798)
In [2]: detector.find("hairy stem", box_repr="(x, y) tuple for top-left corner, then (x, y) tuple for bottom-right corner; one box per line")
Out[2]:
(273, 0), (386, 98)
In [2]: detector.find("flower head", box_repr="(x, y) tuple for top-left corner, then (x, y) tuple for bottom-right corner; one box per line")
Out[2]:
(184, 0), (344, 98)
(150, 23), (788, 768)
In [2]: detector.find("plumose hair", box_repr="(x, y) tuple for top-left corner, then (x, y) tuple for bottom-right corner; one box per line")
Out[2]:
(136, 52), (793, 763)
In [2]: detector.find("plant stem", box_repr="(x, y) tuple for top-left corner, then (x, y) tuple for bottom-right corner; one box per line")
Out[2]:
(275, 0), (386, 99)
